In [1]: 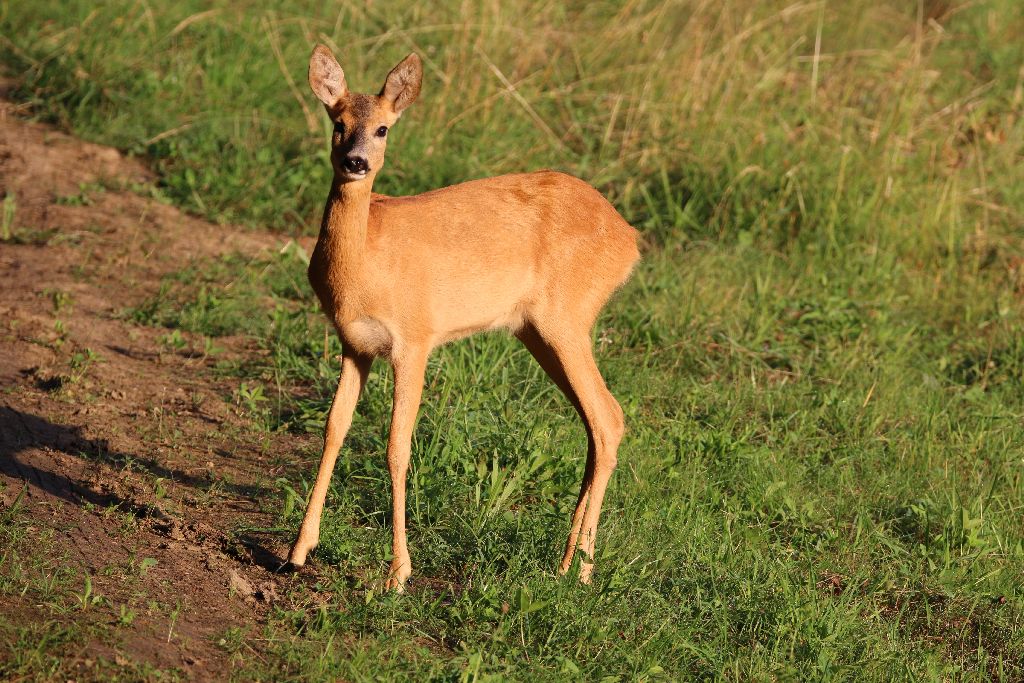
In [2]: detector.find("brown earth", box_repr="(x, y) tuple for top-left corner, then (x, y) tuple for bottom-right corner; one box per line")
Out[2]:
(0, 93), (323, 680)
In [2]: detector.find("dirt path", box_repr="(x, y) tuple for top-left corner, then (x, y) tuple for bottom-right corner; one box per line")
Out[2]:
(0, 94), (318, 679)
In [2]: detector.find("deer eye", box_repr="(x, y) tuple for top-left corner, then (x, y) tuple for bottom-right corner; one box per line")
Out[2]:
(375, 126), (388, 138)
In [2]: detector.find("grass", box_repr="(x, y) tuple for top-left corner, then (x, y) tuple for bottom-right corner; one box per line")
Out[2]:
(3, 0), (1024, 679)
(0, 488), (178, 681)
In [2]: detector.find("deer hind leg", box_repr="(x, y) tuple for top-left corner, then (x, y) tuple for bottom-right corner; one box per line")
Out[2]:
(517, 326), (595, 572)
(290, 352), (371, 567)
(517, 323), (625, 583)
(383, 345), (429, 592)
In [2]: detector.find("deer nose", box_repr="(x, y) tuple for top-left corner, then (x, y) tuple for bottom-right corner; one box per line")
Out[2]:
(343, 156), (369, 174)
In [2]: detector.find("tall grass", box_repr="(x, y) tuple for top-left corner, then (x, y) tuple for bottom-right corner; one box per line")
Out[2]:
(3, 2), (1020, 249)
(3, 0), (1024, 680)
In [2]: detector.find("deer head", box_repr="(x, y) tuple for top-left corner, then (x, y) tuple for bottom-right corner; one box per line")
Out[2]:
(308, 44), (423, 184)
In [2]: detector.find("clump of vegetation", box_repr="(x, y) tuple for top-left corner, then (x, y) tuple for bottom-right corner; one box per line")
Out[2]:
(3, 0), (1023, 679)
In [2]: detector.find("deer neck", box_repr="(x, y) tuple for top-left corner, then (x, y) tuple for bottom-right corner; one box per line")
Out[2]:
(316, 179), (373, 280)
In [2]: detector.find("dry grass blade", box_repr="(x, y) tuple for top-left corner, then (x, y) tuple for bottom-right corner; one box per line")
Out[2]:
(475, 46), (569, 154)
(170, 9), (223, 37)
(263, 14), (319, 135)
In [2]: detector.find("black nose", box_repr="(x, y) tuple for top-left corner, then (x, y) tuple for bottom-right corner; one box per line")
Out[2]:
(343, 156), (369, 174)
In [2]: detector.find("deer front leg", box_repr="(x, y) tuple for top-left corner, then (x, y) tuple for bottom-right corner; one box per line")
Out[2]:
(384, 346), (429, 592)
(289, 353), (370, 567)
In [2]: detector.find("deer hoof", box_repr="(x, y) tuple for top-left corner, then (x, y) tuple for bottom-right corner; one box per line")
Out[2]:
(385, 561), (411, 592)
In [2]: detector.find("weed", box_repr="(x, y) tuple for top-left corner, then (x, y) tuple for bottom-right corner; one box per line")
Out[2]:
(67, 348), (100, 384)
(235, 381), (272, 430)
(117, 605), (136, 627)
(276, 477), (307, 522)
(137, 558), (158, 576)
(54, 181), (105, 206)
(158, 329), (188, 351)
(1, 193), (14, 241)
(72, 575), (103, 611)
(216, 626), (247, 655)
(47, 289), (71, 314)
(166, 600), (182, 644)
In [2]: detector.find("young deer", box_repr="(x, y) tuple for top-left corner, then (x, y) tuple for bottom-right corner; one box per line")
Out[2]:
(288, 45), (640, 588)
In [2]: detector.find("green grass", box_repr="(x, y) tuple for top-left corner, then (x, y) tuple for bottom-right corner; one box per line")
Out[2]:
(4, 0), (1024, 680)
(0, 488), (179, 681)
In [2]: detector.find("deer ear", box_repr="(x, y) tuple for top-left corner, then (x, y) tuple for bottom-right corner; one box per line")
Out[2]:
(380, 53), (422, 115)
(309, 44), (347, 109)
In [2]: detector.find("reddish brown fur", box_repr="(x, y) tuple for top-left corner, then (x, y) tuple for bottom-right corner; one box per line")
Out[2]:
(290, 45), (640, 588)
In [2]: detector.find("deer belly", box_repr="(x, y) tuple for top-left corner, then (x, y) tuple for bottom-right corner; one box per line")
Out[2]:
(428, 283), (529, 344)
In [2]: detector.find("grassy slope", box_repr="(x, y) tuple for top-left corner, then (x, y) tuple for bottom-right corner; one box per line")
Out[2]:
(3, 0), (1024, 680)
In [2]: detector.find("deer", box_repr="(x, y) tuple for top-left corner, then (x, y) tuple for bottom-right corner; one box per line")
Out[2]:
(287, 44), (640, 589)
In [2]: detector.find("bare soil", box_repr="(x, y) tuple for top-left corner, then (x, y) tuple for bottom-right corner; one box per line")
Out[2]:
(0, 92), (319, 680)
